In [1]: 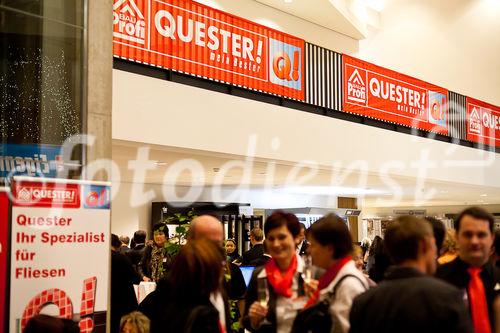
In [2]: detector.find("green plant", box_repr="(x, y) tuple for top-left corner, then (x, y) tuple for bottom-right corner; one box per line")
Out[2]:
(162, 209), (197, 257)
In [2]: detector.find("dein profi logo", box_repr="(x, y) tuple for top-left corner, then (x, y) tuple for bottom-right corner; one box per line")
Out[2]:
(113, 0), (146, 45)
(83, 185), (110, 209)
(347, 68), (367, 104)
(469, 107), (481, 134)
(269, 39), (302, 91)
(17, 188), (32, 203)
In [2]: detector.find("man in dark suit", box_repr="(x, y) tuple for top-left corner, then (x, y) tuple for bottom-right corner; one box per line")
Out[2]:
(436, 207), (500, 333)
(350, 216), (472, 333)
(110, 234), (141, 333)
(127, 230), (147, 273)
(242, 227), (265, 266)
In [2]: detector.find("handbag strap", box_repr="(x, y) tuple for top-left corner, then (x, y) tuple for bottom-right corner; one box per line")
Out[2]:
(325, 274), (368, 302)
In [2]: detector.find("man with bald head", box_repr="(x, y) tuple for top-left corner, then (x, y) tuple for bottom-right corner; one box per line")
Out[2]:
(188, 214), (224, 242)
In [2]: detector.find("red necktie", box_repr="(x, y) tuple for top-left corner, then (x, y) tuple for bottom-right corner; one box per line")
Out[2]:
(468, 267), (491, 333)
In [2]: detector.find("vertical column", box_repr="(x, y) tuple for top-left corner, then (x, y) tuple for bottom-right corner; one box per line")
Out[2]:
(86, 0), (113, 180)
(338, 197), (358, 242)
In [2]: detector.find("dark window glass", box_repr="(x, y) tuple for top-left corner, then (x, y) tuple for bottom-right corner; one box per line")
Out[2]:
(0, 0), (84, 27)
(0, 4), (84, 145)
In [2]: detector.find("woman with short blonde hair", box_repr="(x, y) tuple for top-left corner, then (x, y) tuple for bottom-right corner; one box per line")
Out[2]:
(120, 311), (150, 333)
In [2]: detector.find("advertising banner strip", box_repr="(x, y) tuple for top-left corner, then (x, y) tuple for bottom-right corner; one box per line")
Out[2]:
(113, 0), (305, 100)
(9, 177), (111, 333)
(0, 144), (63, 180)
(343, 55), (449, 135)
(466, 97), (500, 147)
(0, 188), (9, 333)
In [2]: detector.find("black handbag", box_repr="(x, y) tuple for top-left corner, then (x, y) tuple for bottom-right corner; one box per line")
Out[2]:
(291, 274), (365, 333)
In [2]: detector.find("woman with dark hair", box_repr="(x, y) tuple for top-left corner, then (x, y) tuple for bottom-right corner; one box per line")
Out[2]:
(139, 222), (173, 282)
(158, 239), (225, 332)
(243, 210), (307, 333)
(225, 238), (242, 264)
(306, 214), (369, 333)
(366, 235), (391, 282)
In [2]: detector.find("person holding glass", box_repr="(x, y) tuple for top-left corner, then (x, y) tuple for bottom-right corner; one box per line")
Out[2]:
(243, 211), (309, 333)
(305, 214), (369, 333)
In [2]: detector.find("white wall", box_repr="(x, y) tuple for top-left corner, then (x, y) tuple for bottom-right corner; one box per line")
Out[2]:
(357, 0), (500, 106)
(113, 70), (500, 188)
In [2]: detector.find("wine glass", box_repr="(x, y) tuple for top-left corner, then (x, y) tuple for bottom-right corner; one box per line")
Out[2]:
(302, 255), (313, 283)
(257, 278), (271, 325)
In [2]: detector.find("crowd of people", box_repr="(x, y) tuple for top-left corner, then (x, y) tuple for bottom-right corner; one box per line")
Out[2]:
(24, 206), (500, 333)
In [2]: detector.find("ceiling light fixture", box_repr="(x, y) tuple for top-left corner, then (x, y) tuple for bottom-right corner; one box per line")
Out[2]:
(154, 161), (167, 166)
(284, 0), (293, 3)
(480, 194), (488, 197)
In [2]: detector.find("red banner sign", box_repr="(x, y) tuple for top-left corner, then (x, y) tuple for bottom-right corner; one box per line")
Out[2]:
(12, 181), (80, 209)
(343, 55), (449, 134)
(0, 188), (8, 333)
(466, 97), (500, 147)
(113, 0), (305, 100)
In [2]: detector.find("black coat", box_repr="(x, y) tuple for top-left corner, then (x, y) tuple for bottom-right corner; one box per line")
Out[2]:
(140, 275), (233, 333)
(436, 257), (500, 332)
(159, 297), (222, 333)
(242, 244), (265, 266)
(126, 243), (146, 272)
(110, 250), (141, 333)
(350, 266), (472, 333)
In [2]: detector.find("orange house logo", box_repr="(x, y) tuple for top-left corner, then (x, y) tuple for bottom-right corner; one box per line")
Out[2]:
(347, 68), (367, 104)
(469, 106), (481, 134)
(113, 0), (147, 45)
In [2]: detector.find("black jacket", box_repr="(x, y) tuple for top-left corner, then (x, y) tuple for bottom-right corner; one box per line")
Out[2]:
(242, 244), (265, 266)
(350, 266), (472, 333)
(126, 243), (146, 272)
(140, 275), (233, 333)
(436, 257), (500, 332)
(110, 251), (141, 333)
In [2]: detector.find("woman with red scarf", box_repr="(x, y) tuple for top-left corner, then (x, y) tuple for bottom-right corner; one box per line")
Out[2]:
(242, 211), (307, 333)
(306, 214), (370, 333)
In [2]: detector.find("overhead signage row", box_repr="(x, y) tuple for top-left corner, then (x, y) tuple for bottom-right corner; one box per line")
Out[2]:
(343, 55), (449, 135)
(467, 97), (500, 147)
(112, 0), (498, 146)
(113, 0), (305, 100)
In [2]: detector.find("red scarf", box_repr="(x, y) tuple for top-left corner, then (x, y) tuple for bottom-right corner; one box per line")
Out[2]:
(265, 255), (298, 298)
(305, 256), (352, 307)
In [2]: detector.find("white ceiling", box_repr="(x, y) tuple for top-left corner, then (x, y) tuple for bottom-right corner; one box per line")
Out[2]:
(112, 140), (500, 208)
(253, 0), (369, 39)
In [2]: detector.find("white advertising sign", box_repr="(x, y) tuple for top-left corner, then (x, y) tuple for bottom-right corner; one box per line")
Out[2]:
(8, 177), (110, 333)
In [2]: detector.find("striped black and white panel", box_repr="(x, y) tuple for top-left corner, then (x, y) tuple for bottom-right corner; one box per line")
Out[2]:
(448, 91), (467, 140)
(305, 43), (343, 110)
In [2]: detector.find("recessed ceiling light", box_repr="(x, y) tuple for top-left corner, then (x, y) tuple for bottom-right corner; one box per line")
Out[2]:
(284, 0), (293, 3)
(154, 161), (167, 166)
(480, 194), (488, 197)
